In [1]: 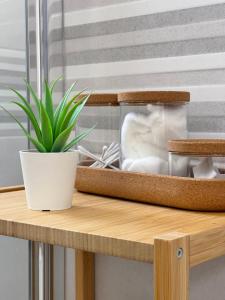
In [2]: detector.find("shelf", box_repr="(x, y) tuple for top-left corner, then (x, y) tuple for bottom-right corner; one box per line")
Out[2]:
(0, 189), (225, 266)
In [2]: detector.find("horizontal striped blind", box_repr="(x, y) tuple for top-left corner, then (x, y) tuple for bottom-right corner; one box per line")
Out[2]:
(0, 49), (26, 137)
(47, 0), (225, 142)
(0, 0), (27, 186)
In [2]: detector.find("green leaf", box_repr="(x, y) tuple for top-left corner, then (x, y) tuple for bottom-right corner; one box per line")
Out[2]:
(59, 100), (83, 133)
(0, 105), (46, 152)
(44, 80), (54, 126)
(53, 82), (77, 132)
(67, 88), (88, 106)
(69, 95), (89, 125)
(51, 120), (77, 152)
(40, 101), (53, 151)
(51, 107), (91, 152)
(12, 101), (42, 142)
(9, 88), (42, 141)
(10, 88), (37, 118)
(55, 93), (89, 138)
(24, 79), (40, 115)
(63, 127), (95, 152)
(10, 88), (28, 105)
(50, 76), (63, 94)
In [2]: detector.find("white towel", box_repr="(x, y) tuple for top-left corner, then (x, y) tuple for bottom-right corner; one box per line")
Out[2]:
(121, 105), (187, 174)
(193, 157), (218, 179)
(122, 157), (168, 174)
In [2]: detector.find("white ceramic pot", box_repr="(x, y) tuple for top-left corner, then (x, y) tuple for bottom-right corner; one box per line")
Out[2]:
(20, 150), (79, 211)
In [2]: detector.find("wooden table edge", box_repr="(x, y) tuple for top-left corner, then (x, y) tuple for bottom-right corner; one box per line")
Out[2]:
(0, 218), (154, 263)
(2, 187), (225, 300)
(0, 185), (24, 193)
(1, 186), (225, 267)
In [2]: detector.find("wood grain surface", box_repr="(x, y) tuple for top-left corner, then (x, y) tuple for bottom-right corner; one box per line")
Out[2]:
(118, 91), (190, 104)
(168, 139), (225, 155)
(78, 93), (118, 106)
(1, 190), (225, 266)
(154, 233), (189, 300)
(0, 185), (24, 193)
(76, 250), (95, 300)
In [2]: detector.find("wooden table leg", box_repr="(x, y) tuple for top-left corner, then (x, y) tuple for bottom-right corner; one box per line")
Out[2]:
(154, 232), (190, 300)
(76, 250), (95, 300)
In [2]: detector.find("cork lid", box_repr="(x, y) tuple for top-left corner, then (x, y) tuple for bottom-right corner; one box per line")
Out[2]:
(78, 93), (118, 106)
(118, 91), (190, 104)
(168, 139), (225, 156)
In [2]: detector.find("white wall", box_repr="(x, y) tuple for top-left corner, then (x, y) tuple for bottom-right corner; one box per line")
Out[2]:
(61, 250), (225, 299)
(0, 237), (29, 300)
(95, 254), (225, 300)
(0, 137), (26, 186)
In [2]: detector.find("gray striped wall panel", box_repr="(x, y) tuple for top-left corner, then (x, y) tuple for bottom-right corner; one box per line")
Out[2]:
(41, 1), (225, 151)
(55, 69), (225, 90)
(59, 2), (225, 138)
(49, 3), (225, 41)
(0, 2), (26, 141)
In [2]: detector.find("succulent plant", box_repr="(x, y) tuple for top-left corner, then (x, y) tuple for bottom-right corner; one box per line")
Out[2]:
(1, 78), (93, 152)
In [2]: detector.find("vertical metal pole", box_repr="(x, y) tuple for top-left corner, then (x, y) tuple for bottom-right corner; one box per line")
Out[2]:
(26, 1), (34, 298)
(25, 0), (31, 149)
(36, 1), (51, 299)
(39, 243), (52, 300)
(39, 243), (45, 300)
(35, 0), (42, 98)
(28, 241), (34, 300)
(42, 0), (49, 83)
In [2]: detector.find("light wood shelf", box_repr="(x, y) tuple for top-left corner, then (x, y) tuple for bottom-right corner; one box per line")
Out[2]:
(1, 189), (225, 299)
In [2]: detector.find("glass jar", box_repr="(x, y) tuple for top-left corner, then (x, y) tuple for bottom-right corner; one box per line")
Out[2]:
(118, 91), (190, 174)
(76, 93), (119, 164)
(168, 139), (225, 178)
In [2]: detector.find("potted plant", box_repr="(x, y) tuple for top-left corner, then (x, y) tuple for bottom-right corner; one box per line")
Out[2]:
(1, 78), (93, 210)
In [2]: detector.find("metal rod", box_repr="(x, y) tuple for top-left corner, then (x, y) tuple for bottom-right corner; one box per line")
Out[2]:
(39, 243), (45, 300)
(25, 0), (31, 150)
(42, 0), (49, 82)
(28, 241), (34, 300)
(36, 0), (42, 98)
(34, 0), (56, 299)
(35, 1), (55, 299)
(39, 243), (51, 300)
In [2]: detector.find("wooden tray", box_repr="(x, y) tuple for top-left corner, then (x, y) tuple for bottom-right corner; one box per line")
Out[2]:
(75, 166), (225, 211)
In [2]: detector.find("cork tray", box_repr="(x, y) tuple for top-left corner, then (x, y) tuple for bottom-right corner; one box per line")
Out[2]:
(75, 166), (225, 211)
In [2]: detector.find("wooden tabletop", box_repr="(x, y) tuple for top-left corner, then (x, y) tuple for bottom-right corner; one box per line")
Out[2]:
(1, 189), (225, 266)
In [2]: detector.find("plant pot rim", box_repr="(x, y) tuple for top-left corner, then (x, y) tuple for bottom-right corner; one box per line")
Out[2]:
(20, 149), (79, 154)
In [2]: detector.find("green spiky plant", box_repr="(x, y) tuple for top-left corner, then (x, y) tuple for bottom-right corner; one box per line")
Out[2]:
(1, 78), (93, 152)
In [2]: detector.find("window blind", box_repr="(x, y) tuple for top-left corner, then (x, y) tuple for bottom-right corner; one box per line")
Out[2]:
(46, 0), (225, 144)
(0, 0), (26, 186)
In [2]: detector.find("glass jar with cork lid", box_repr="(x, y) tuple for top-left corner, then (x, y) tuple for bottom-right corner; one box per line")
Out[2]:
(118, 91), (190, 174)
(168, 139), (225, 178)
(76, 93), (120, 166)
